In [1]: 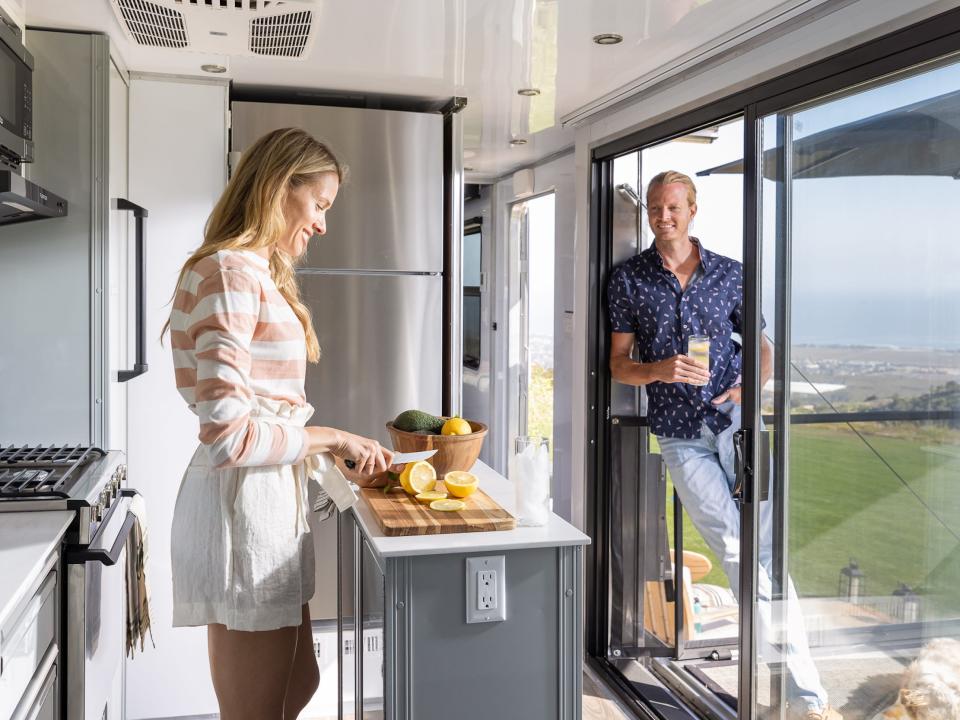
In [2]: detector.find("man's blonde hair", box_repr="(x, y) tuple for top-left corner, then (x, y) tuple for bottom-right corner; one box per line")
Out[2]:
(647, 170), (697, 207)
(162, 127), (346, 362)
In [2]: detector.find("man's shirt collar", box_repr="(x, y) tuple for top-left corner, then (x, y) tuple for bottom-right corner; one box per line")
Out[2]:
(646, 237), (717, 274)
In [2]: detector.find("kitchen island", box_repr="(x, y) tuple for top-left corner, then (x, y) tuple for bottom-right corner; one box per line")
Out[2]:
(338, 460), (590, 720)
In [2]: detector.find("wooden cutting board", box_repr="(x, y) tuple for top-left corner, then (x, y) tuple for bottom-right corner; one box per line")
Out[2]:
(360, 486), (516, 536)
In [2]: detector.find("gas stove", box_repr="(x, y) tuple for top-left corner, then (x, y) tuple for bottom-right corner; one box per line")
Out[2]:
(0, 444), (127, 544)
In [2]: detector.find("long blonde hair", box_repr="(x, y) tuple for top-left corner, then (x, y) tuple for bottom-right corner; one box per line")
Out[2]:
(162, 127), (346, 362)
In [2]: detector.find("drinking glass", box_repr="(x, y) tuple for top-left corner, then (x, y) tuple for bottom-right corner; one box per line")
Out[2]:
(687, 334), (710, 385)
(509, 436), (551, 526)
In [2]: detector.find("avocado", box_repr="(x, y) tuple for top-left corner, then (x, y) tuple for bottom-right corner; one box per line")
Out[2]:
(394, 409), (445, 433)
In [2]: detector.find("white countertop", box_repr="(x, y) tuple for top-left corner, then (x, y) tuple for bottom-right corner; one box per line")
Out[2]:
(351, 460), (590, 558)
(0, 511), (73, 629)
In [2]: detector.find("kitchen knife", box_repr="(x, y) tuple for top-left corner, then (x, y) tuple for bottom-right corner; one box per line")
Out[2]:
(344, 449), (437, 470)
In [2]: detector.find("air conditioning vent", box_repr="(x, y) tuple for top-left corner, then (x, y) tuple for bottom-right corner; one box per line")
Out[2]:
(249, 9), (311, 57)
(113, 0), (189, 48)
(174, 0), (284, 9)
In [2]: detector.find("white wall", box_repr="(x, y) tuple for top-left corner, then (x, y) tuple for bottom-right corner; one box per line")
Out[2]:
(568, 0), (957, 531)
(125, 75), (228, 720)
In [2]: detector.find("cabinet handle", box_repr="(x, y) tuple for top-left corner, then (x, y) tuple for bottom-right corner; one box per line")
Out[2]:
(113, 198), (149, 382)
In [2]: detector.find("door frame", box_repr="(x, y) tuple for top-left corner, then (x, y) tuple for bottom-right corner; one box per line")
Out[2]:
(585, 7), (960, 718)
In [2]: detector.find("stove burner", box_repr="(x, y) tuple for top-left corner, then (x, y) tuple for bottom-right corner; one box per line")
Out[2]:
(0, 444), (104, 498)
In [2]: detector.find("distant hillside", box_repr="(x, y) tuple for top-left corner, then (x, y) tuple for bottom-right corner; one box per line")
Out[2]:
(882, 380), (960, 426)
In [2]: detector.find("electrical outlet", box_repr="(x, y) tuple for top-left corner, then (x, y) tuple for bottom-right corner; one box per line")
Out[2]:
(478, 570), (497, 610)
(466, 555), (506, 623)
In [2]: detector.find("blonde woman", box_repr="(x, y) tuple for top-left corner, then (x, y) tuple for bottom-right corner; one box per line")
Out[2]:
(164, 127), (399, 719)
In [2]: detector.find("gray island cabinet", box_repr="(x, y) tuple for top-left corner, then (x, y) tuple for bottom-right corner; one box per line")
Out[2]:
(337, 461), (589, 720)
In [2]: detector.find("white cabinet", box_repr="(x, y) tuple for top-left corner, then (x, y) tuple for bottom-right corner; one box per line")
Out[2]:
(0, 555), (60, 720)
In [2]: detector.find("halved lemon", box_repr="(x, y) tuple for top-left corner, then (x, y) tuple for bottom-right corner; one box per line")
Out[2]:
(440, 417), (472, 436)
(443, 470), (479, 498)
(415, 490), (448, 504)
(399, 461), (437, 495)
(429, 498), (465, 512)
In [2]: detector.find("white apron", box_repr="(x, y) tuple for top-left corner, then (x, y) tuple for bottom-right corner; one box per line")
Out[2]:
(170, 397), (356, 631)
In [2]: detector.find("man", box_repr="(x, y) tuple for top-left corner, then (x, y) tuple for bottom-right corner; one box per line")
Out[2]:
(606, 170), (840, 720)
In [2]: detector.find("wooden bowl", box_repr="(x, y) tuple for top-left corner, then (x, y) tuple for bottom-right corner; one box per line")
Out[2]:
(386, 419), (487, 479)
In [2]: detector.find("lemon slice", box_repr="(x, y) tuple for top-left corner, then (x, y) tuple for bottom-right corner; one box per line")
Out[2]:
(443, 470), (479, 498)
(415, 490), (448, 504)
(440, 417), (472, 436)
(429, 498), (465, 512)
(399, 460), (436, 495)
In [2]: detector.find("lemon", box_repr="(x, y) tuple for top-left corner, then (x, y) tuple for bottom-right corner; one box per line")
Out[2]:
(399, 460), (436, 495)
(414, 490), (448, 504)
(430, 498), (465, 512)
(443, 470), (479, 498)
(440, 416), (472, 436)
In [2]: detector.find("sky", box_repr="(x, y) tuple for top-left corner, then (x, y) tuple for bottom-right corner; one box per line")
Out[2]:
(610, 58), (960, 350)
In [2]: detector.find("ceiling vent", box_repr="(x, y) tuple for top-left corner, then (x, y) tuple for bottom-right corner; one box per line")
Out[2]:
(109, 0), (318, 59)
(249, 10), (311, 57)
(113, 0), (189, 49)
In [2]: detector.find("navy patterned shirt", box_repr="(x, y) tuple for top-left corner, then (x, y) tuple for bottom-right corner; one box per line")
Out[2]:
(607, 239), (752, 439)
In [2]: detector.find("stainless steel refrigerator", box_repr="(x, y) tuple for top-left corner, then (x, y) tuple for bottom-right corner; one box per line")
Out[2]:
(231, 102), (445, 445)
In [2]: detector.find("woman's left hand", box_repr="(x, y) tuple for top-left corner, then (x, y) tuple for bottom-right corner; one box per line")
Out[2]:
(711, 386), (742, 405)
(333, 456), (405, 488)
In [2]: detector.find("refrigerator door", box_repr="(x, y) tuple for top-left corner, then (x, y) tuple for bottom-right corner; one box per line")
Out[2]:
(231, 101), (443, 273)
(299, 272), (443, 445)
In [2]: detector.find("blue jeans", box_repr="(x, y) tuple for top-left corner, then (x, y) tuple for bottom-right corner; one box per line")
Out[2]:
(657, 402), (828, 712)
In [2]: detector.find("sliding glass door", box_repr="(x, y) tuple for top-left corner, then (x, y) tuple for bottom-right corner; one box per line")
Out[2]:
(752, 57), (960, 719)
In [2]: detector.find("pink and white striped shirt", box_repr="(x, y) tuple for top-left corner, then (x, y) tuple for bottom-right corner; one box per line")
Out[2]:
(170, 249), (309, 468)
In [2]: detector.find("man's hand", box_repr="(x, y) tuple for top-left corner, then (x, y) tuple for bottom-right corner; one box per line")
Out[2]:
(712, 386), (742, 405)
(652, 354), (710, 385)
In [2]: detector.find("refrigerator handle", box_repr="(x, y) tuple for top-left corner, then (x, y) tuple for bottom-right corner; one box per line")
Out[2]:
(113, 198), (149, 382)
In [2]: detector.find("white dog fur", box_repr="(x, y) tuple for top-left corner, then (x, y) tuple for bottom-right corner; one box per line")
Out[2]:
(883, 638), (960, 720)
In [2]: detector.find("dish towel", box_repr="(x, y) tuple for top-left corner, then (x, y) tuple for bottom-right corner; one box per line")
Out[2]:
(305, 452), (357, 520)
(125, 492), (155, 656)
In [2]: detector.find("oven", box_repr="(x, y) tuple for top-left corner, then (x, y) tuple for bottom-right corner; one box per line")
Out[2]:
(0, 446), (138, 720)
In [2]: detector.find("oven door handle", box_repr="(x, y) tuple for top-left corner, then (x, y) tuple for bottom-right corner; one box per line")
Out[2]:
(66, 493), (138, 566)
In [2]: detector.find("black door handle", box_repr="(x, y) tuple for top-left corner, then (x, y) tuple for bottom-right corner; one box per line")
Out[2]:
(732, 428), (750, 506)
(114, 198), (149, 382)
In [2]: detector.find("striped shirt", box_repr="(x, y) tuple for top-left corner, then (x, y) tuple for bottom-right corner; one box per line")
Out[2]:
(170, 249), (309, 468)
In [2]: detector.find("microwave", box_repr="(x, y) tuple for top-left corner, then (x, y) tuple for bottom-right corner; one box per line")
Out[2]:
(0, 13), (32, 168)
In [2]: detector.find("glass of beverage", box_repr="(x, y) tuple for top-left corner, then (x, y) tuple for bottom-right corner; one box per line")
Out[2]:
(687, 334), (710, 385)
(509, 436), (551, 526)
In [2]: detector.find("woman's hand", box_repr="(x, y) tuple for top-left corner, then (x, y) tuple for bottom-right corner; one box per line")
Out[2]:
(329, 430), (394, 475)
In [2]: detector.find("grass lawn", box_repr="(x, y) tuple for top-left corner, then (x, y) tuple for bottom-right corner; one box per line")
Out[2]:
(655, 426), (960, 617)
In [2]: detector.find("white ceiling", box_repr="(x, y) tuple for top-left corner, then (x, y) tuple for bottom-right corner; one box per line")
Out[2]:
(21, 0), (823, 182)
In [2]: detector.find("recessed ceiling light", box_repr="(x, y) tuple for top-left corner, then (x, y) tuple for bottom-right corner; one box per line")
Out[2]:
(517, 88), (541, 97)
(201, 64), (227, 74)
(509, 138), (528, 147)
(593, 33), (623, 45)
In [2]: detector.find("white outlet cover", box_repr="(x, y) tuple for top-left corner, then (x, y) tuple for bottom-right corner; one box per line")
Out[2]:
(466, 555), (507, 623)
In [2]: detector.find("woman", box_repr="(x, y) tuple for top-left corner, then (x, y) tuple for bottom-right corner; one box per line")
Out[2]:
(164, 127), (398, 719)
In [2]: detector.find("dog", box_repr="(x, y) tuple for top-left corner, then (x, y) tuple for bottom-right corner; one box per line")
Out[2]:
(882, 638), (960, 720)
